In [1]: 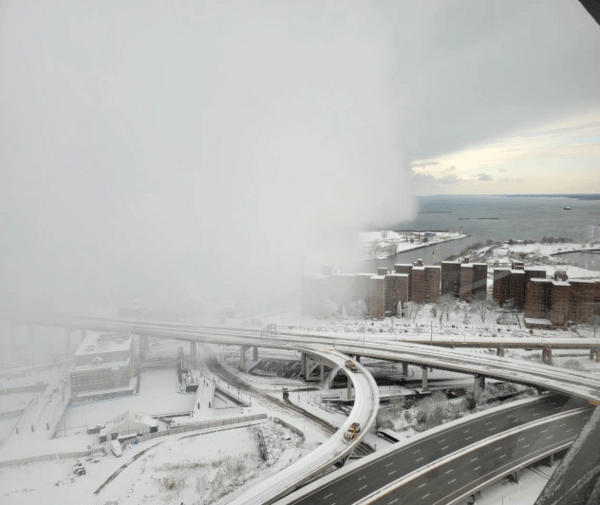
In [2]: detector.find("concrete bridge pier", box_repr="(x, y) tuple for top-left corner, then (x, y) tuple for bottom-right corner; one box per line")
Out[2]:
(320, 363), (325, 381)
(590, 349), (595, 360)
(421, 366), (428, 391)
(300, 353), (307, 377)
(496, 347), (505, 357)
(239, 346), (249, 371)
(402, 362), (408, 376)
(474, 375), (486, 404)
(355, 355), (361, 363)
(596, 349), (600, 363)
(253, 346), (259, 361)
(542, 347), (553, 365)
(190, 342), (197, 368)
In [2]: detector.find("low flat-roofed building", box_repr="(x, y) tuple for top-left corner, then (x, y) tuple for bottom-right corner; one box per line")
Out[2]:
(70, 331), (135, 403)
(99, 409), (159, 442)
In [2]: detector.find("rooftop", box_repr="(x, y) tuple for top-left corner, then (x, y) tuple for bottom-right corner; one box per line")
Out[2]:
(74, 331), (132, 357)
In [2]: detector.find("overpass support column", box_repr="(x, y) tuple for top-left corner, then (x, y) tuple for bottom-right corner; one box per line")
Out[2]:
(240, 346), (248, 371)
(27, 324), (33, 347)
(496, 347), (504, 357)
(421, 367), (428, 391)
(320, 363), (325, 381)
(514, 471), (520, 484)
(545, 347), (553, 365)
(474, 375), (486, 404)
(253, 346), (258, 361)
(402, 362), (408, 376)
(300, 353), (306, 377)
(190, 342), (197, 368)
(590, 349), (595, 360)
(355, 355), (361, 363)
(64, 328), (71, 356)
(347, 375), (353, 399)
(596, 349), (600, 363)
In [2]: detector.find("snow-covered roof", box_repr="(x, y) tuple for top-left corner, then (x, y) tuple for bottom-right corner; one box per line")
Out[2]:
(75, 331), (132, 357)
(461, 264), (473, 268)
(412, 266), (425, 271)
(370, 275), (386, 280)
(531, 278), (552, 283)
(510, 270), (525, 275)
(552, 281), (571, 287)
(569, 278), (597, 284)
(524, 266), (546, 272)
(389, 273), (409, 277)
(471, 263), (488, 266)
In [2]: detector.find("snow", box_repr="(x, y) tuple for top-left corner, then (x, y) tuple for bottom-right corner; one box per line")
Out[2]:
(359, 230), (468, 259)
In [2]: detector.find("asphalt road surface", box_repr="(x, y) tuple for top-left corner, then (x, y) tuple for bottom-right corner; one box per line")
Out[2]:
(285, 395), (593, 505)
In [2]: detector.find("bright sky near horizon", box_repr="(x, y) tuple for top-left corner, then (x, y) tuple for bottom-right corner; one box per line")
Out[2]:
(410, 112), (600, 194)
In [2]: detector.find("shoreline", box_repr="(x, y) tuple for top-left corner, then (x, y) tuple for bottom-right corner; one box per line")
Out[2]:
(366, 233), (470, 261)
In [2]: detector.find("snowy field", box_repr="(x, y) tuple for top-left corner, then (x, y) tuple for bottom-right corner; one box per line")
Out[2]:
(359, 230), (467, 259)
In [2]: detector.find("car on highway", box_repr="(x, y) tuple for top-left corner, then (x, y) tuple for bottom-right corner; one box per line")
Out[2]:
(345, 360), (359, 372)
(343, 422), (361, 443)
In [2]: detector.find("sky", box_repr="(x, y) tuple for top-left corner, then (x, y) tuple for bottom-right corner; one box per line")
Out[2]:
(1, 0), (599, 309)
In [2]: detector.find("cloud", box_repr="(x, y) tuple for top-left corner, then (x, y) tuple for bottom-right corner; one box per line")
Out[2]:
(411, 161), (440, 168)
(477, 173), (493, 181)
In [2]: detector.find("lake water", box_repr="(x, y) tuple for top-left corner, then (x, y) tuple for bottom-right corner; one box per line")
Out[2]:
(364, 195), (600, 272)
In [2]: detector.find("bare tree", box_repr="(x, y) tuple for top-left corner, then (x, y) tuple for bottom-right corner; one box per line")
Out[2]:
(470, 294), (499, 323)
(587, 313), (600, 338)
(413, 303), (423, 322)
(437, 294), (457, 322)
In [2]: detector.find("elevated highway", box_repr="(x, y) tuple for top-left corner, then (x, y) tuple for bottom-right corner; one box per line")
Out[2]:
(4, 311), (600, 503)
(8, 311), (599, 402)
(279, 394), (594, 505)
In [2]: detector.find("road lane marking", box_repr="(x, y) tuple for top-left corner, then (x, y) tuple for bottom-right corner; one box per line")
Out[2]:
(438, 439), (445, 443)
(566, 430), (573, 433)
(359, 476), (366, 480)
(518, 438), (525, 442)
(417, 457), (424, 462)
(324, 493), (333, 499)
(359, 485), (368, 491)
(463, 430), (470, 433)
(540, 429), (547, 433)
(489, 428), (496, 431)
(448, 479), (456, 484)
(386, 462), (394, 467)
(474, 466), (481, 470)
(559, 424), (566, 427)
(389, 471), (396, 476)
(413, 450), (421, 454)
(419, 483), (426, 488)
(485, 422), (492, 425)
(466, 436), (473, 440)
(441, 446), (448, 451)
(471, 457), (478, 462)
(422, 494), (430, 499)
(523, 445), (530, 448)
(389, 499), (398, 504)
(445, 469), (453, 474)
(499, 454), (506, 459)
(495, 447), (502, 451)
(547, 436), (553, 439)
(533, 413), (540, 416)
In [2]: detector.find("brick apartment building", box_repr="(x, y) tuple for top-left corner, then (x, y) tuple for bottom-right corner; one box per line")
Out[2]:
(441, 258), (488, 300)
(524, 270), (600, 329)
(492, 260), (546, 309)
(301, 260), (443, 319)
